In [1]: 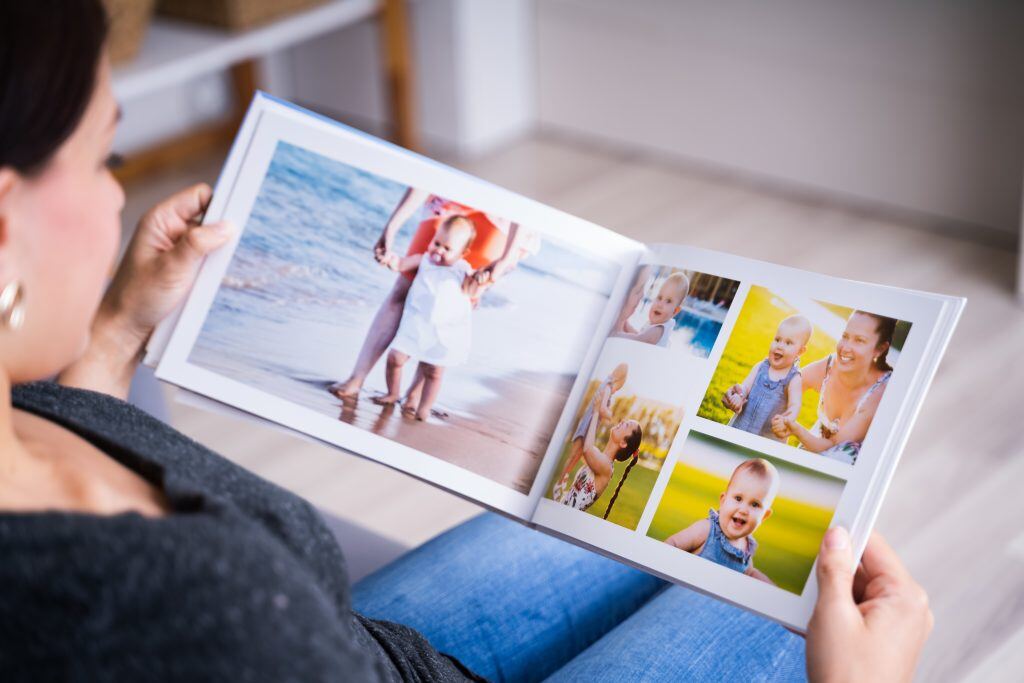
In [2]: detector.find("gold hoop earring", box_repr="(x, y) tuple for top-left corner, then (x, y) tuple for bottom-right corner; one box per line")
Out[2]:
(0, 280), (25, 331)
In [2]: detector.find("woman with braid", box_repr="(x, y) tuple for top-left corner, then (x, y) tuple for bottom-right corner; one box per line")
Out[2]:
(556, 398), (642, 515)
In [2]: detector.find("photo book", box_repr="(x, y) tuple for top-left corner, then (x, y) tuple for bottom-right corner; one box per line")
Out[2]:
(146, 93), (964, 631)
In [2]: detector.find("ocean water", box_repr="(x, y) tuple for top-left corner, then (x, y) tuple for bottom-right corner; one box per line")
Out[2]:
(189, 142), (621, 476)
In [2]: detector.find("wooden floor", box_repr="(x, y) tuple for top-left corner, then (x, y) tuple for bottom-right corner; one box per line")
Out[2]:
(124, 134), (1023, 682)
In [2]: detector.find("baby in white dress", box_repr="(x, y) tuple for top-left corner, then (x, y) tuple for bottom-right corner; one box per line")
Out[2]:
(375, 215), (478, 420)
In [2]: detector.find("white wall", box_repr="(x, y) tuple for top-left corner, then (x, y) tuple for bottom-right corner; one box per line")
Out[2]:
(536, 0), (1024, 237)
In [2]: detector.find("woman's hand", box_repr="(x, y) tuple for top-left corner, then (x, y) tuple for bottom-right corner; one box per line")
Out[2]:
(770, 413), (791, 438)
(373, 231), (392, 264)
(59, 184), (233, 398)
(806, 528), (932, 683)
(105, 183), (233, 339)
(473, 255), (514, 288)
(722, 384), (745, 412)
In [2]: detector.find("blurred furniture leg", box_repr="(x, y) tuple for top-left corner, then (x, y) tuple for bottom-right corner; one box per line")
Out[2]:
(1018, 176), (1023, 303)
(381, 0), (417, 150)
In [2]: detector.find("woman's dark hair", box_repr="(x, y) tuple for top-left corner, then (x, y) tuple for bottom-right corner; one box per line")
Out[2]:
(602, 423), (643, 520)
(0, 0), (108, 175)
(853, 310), (896, 373)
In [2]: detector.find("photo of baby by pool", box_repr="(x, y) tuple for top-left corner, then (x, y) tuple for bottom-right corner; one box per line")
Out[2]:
(546, 344), (685, 530)
(188, 141), (622, 493)
(609, 265), (739, 357)
(647, 431), (844, 595)
(698, 286), (912, 466)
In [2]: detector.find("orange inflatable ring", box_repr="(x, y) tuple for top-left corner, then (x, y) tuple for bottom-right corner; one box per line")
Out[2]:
(402, 212), (507, 280)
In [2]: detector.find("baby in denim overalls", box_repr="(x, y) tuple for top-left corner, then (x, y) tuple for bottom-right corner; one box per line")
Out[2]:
(663, 458), (779, 583)
(723, 315), (811, 441)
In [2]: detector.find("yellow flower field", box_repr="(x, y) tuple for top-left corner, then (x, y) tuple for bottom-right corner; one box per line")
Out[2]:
(697, 286), (849, 443)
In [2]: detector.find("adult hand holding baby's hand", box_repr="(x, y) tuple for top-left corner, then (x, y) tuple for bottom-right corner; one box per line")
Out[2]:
(771, 413), (793, 438)
(806, 529), (932, 683)
(373, 232), (392, 264)
(723, 385), (745, 412)
(462, 273), (482, 297)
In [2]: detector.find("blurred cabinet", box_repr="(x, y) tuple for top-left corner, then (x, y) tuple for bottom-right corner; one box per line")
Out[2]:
(111, 0), (416, 181)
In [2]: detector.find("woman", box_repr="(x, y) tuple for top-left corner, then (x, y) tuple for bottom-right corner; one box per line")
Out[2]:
(0, 2), (931, 679)
(773, 311), (895, 465)
(558, 407), (642, 518)
(329, 187), (532, 400)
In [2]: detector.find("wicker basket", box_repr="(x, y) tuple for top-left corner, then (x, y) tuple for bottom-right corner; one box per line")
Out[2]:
(103, 0), (157, 64)
(157, 0), (331, 30)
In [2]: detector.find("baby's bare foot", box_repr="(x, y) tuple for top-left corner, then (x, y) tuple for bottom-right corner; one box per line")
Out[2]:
(371, 393), (400, 405)
(400, 400), (419, 419)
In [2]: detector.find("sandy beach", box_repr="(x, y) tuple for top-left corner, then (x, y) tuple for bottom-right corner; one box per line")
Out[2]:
(333, 370), (573, 494)
(191, 334), (575, 494)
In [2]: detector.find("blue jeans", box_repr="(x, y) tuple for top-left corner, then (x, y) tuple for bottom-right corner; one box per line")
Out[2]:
(352, 514), (807, 682)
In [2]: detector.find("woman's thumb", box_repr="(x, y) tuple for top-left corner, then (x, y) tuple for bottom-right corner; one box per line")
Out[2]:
(174, 221), (234, 262)
(815, 527), (856, 608)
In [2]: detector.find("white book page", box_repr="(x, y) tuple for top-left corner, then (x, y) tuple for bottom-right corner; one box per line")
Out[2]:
(155, 93), (643, 520)
(532, 244), (962, 630)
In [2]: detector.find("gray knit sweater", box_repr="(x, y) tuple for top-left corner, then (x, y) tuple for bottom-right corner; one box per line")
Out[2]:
(4, 381), (480, 682)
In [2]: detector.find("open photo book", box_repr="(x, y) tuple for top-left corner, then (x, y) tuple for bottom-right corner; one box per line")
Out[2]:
(146, 93), (964, 631)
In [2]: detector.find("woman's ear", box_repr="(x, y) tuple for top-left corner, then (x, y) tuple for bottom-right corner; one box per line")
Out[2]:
(0, 167), (18, 265)
(0, 165), (19, 215)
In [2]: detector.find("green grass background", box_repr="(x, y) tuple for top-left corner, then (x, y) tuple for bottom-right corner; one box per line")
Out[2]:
(546, 380), (683, 530)
(647, 460), (837, 594)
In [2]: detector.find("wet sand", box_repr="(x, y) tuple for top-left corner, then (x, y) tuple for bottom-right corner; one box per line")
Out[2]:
(332, 369), (573, 494)
(191, 337), (574, 494)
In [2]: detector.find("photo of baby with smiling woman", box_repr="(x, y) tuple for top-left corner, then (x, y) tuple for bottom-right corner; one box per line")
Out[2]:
(698, 286), (911, 465)
(610, 265), (739, 358)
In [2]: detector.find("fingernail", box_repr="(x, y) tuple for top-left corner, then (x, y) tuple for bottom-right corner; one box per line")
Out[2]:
(825, 526), (849, 550)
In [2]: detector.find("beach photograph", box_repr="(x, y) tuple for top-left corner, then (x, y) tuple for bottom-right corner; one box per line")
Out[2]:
(546, 342), (686, 530)
(188, 141), (622, 493)
(609, 265), (739, 357)
(698, 285), (911, 466)
(646, 431), (845, 595)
